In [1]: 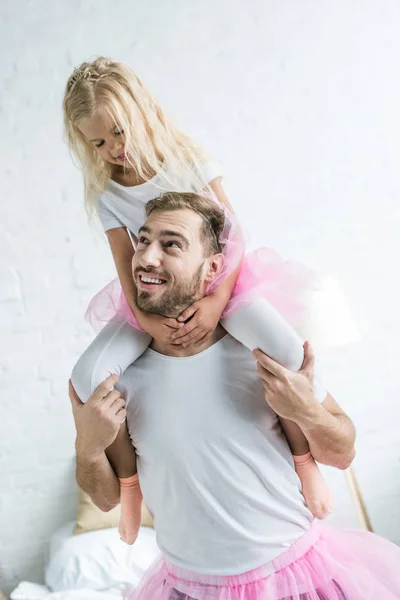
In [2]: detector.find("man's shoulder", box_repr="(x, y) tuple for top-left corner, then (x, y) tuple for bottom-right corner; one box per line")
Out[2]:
(128, 333), (254, 367)
(121, 333), (256, 381)
(211, 333), (257, 373)
(219, 332), (250, 354)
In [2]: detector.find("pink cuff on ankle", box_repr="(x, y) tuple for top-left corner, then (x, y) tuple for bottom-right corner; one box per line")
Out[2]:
(293, 451), (312, 465)
(118, 474), (139, 488)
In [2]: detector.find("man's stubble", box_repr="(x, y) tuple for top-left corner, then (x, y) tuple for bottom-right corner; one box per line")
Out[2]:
(133, 263), (204, 318)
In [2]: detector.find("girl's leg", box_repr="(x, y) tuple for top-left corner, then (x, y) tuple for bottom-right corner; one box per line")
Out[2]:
(221, 297), (332, 519)
(280, 419), (333, 519)
(222, 297), (305, 371)
(71, 320), (151, 544)
(106, 423), (143, 545)
(71, 319), (151, 403)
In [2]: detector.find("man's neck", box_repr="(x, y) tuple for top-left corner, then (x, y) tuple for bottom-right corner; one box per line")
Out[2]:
(150, 324), (226, 358)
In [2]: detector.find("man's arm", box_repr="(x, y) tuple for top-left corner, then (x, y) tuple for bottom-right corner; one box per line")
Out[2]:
(69, 377), (126, 511)
(76, 448), (120, 512)
(253, 342), (356, 471)
(293, 392), (356, 470)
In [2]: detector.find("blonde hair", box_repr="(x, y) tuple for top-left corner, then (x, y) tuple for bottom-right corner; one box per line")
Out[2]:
(63, 57), (210, 215)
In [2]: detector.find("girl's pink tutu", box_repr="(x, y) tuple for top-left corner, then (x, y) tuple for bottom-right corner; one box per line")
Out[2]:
(85, 248), (315, 333)
(85, 276), (144, 332)
(224, 247), (315, 325)
(124, 521), (400, 600)
(85, 201), (315, 332)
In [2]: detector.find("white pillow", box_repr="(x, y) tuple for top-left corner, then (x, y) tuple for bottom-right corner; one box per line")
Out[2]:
(45, 523), (160, 592)
(10, 581), (122, 599)
(10, 581), (123, 600)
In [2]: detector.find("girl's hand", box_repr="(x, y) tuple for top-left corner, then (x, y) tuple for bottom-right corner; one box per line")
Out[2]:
(136, 311), (183, 346)
(171, 295), (224, 347)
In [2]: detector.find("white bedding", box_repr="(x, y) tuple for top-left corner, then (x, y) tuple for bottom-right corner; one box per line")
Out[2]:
(11, 582), (123, 599)
(11, 524), (160, 600)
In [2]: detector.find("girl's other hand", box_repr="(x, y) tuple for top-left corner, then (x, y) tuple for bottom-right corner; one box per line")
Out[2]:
(171, 295), (223, 347)
(136, 310), (183, 347)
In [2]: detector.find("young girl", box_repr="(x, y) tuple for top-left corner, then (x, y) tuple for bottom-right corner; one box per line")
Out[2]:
(64, 57), (332, 545)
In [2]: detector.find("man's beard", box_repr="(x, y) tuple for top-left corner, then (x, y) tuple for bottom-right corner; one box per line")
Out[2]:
(133, 264), (204, 318)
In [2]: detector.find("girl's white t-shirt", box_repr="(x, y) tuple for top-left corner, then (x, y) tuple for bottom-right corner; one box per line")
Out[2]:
(95, 162), (221, 236)
(120, 334), (318, 576)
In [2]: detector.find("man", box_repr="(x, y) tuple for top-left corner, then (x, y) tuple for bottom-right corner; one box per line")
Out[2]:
(70, 192), (400, 599)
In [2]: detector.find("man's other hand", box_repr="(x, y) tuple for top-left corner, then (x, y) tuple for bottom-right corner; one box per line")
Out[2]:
(69, 375), (126, 460)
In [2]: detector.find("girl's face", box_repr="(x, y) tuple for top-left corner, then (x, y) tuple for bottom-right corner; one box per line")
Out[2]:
(78, 111), (128, 166)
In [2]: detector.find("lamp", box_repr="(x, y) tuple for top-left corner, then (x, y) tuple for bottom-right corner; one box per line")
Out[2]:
(298, 274), (373, 532)
(298, 274), (360, 349)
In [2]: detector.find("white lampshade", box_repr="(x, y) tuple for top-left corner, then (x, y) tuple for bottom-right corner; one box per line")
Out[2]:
(297, 274), (360, 349)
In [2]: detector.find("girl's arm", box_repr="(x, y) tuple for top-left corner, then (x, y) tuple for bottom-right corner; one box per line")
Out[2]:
(106, 227), (137, 315)
(208, 177), (243, 307)
(209, 176), (235, 213)
(172, 177), (243, 345)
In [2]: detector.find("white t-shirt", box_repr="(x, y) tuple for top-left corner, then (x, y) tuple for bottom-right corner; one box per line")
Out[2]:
(120, 334), (318, 576)
(95, 162), (221, 235)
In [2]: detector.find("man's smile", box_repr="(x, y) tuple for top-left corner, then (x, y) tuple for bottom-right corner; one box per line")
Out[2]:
(136, 272), (168, 292)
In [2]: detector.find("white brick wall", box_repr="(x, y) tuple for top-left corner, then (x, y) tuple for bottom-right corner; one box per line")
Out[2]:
(1, 0), (400, 594)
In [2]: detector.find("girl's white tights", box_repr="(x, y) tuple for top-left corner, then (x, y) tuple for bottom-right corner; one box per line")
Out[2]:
(71, 297), (332, 522)
(71, 298), (324, 401)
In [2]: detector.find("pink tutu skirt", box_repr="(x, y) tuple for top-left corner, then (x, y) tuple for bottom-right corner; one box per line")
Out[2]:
(124, 521), (400, 600)
(85, 248), (315, 333)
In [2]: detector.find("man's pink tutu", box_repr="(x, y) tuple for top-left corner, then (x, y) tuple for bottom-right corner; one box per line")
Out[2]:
(123, 521), (400, 599)
(85, 247), (316, 333)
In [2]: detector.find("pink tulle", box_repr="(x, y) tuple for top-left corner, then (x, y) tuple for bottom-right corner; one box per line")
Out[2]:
(85, 198), (315, 332)
(85, 249), (315, 333)
(85, 277), (144, 333)
(205, 200), (244, 295)
(223, 248), (315, 327)
(85, 199), (245, 332)
(124, 521), (400, 599)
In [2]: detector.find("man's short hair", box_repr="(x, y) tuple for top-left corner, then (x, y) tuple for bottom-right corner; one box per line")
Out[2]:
(145, 192), (225, 256)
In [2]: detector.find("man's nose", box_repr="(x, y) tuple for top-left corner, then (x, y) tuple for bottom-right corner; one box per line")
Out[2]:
(139, 242), (162, 269)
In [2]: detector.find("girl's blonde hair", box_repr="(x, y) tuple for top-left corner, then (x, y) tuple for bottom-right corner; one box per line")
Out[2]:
(63, 57), (210, 214)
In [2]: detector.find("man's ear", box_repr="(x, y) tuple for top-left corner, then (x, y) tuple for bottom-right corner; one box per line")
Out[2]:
(204, 253), (224, 284)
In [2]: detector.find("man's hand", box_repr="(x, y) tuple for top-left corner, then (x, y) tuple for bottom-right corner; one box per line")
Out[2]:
(69, 375), (127, 460)
(253, 341), (317, 422)
(171, 295), (224, 347)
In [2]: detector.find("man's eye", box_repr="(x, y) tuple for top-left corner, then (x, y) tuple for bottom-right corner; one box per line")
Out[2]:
(138, 236), (150, 245)
(166, 241), (181, 249)
(95, 140), (104, 148)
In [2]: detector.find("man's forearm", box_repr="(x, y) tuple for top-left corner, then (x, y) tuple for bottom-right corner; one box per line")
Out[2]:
(294, 402), (356, 470)
(76, 451), (120, 511)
